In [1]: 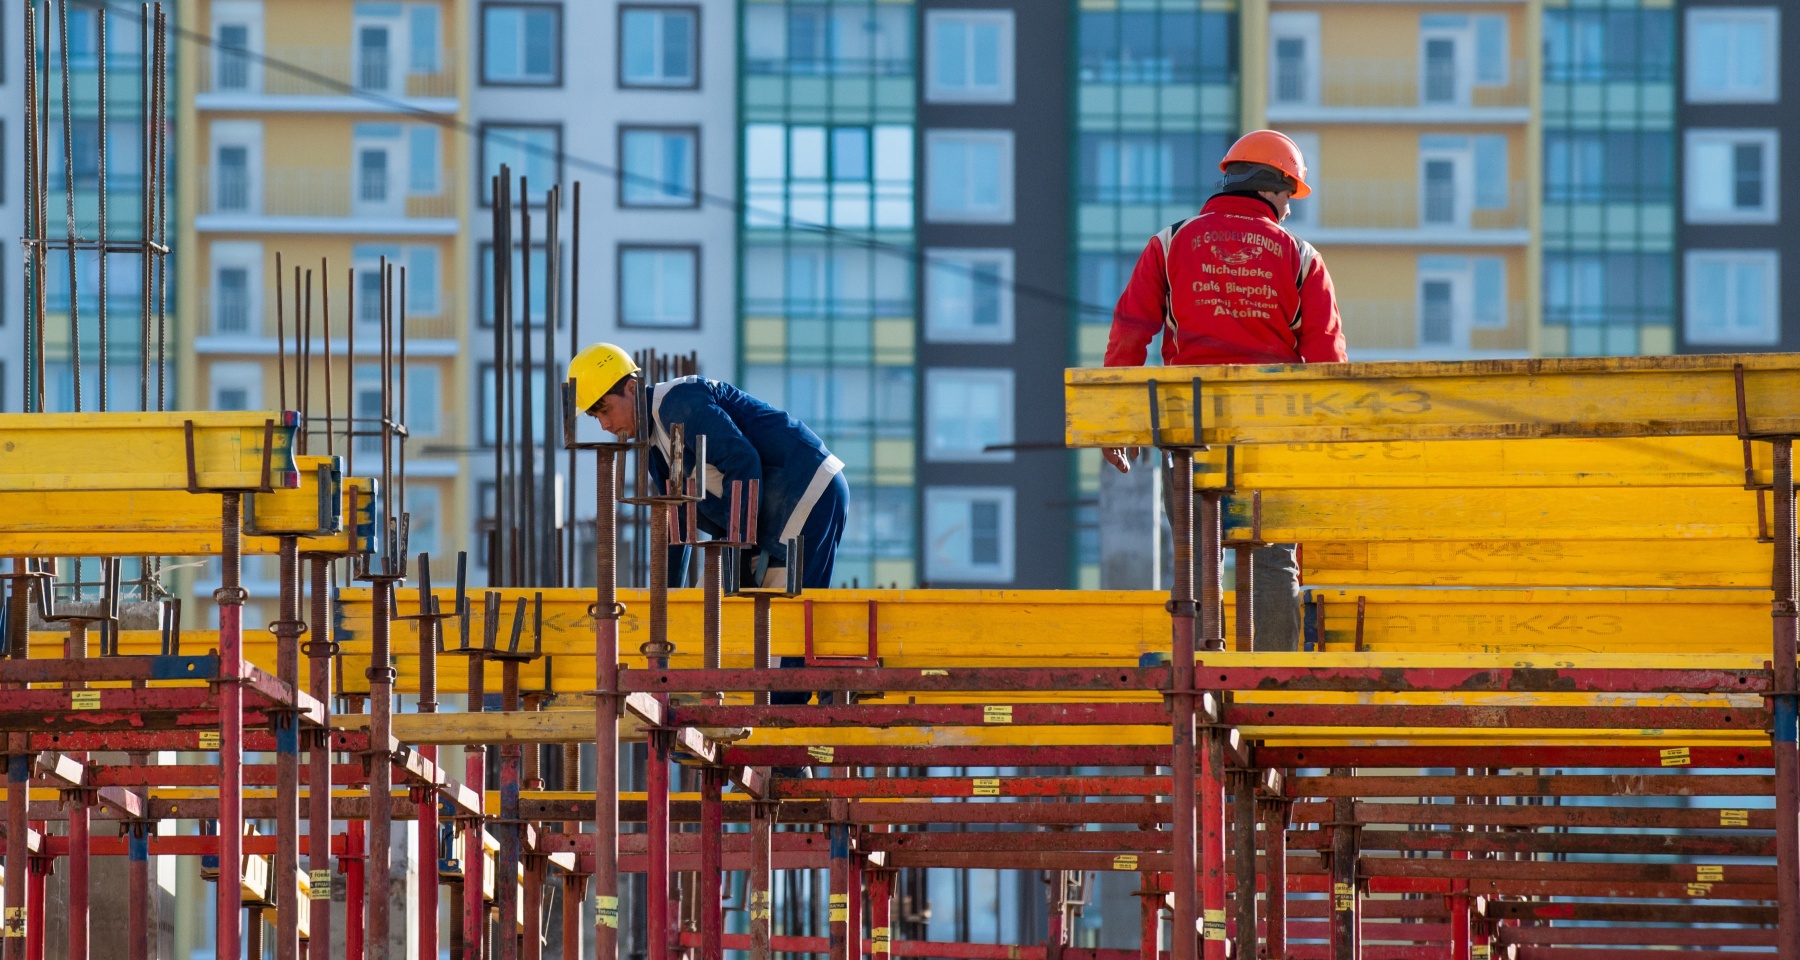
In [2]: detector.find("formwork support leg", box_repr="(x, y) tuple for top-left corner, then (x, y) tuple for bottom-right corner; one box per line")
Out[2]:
(699, 768), (725, 960)
(646, 730), (673, 960)
(306, 557), (335, 958)
(1135, 881), (1160, 960)
(1229, 773), (1256, 960)
(829, 824), (852, 960)
(867, 870), (892, 960)
(593, 448), (622, 960)
(561, 873), (588, 960)
(218, 493), (247, 960)
(1168, 449), (1199, 960)
(847, 840), (864, 960)
(449, 881), (465, 960)
(348, 820), (367, 960)
(1773, 438), (1800, 958)
(368, 577), (398, 960)
(275, 537), (303, 960)
(523, 855), (545, 960)
(5, 565), (30, 959)
(1199, 729), (1227, 959)
(1329, 771), (1359, 960)
(1258, 797), (1288, 958)
(464, 752), (488, 960)
(418, 758), (440, 960)
(499, 662), (524, 960)
(127, 824), (149, 960)
(24, 851), (46, 960)
(748, 802), (774, 960)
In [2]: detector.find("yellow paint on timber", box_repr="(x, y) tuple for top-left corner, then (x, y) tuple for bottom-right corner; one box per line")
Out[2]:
(1224, 487), (1762, 542)
(0, 411), (301, 490)
(1193, 436), (1772, 489)
(0, 459), (371, 556)
(1065, 354), (1800, 446)
(1306, 588), (1773, 655)
(1304, 539), (1774, 588)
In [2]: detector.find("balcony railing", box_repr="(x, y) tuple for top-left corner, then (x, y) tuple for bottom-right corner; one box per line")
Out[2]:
(1309, 178), (1527, 231)
(198, 289), (459, 341)
(199, 166), (456, 221)
(198, 45), (458, 99)
(1339, 299), (1528, 351)
(1275, 57), (1529, 110)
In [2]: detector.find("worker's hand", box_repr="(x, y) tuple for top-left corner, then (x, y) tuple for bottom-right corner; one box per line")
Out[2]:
(1102, 447), (1140, 473)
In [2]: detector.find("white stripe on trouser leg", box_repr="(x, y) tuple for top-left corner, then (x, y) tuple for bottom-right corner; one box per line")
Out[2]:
(761, 455), (845, 588)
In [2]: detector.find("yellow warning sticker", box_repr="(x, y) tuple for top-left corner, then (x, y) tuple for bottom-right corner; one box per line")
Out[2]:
(1660, 747), (1691, 767)
(595, 895), (619, 929)
(1721, 809), (1750, 827)
(829, 893), (849, 923)
(807, 746), (836, 764)
(1333, 882), (1355, 912)
(3, 906), (24, 937)
(1201, 909), (1226, 940)
(1686, 883), (1714, 897)
(982, 704), (1013, 724)
(198, 731), (222, 751)
(750, 891), (771, 921)
(309, 869), (333, 900)
(1696, 865), (1724, 881)
(920, 670), (949, 677)
(70, 690), (102, 711)
(871, 927), (891, 954)
(1471, 947), (1490, 960)
(1111, 854), (1139, 871)
(973, 778), (1001, 796)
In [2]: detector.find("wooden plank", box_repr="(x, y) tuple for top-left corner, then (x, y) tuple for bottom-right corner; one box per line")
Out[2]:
(1303, 539), (1773, 588)
(1065, 354), (1800, 446)
(1195, 436), (1770, 489)
(0, 411), (301, 490)
(1224, 486), (1761, 542)
(0, 458), (369, 556)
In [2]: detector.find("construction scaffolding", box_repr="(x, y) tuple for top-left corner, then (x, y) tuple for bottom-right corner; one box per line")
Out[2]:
(5, 5), (1800, 960)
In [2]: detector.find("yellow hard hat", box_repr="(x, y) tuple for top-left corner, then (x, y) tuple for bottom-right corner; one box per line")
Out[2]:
(568, 342), (640, 413)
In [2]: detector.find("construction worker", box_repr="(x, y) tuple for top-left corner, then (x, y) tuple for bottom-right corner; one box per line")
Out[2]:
(1101, 129), (1347, 652)
(568, 343), (849, 594)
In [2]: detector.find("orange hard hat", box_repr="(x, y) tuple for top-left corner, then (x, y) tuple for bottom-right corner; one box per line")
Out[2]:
(1219, 130), (1311, 199)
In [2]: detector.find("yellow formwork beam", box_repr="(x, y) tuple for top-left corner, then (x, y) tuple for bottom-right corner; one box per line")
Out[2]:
(1304, 539), (1774, 589)
(1065, 354), (1800, 446)
(0, 411), (301, 491)
(1224, 486), (1762, 542)
(0, 459), (373, 556)
(1194, 436), (1771, 489)
(1306, 587), (1771, 654)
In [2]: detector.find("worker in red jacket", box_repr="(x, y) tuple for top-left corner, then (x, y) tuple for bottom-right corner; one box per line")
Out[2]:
(1102, 129), (1347, 652)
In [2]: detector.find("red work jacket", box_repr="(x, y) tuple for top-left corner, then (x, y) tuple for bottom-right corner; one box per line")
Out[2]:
(1104, 194), (1348, 367)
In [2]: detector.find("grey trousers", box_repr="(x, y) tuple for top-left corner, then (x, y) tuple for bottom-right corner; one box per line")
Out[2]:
(1248, 542), (1302, 652)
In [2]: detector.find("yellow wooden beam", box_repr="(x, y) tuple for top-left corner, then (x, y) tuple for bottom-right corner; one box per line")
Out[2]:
(1065, 354), (1800, 446)
(0, 411), (301, 491)
(1194, 436), (1770, 489)
(1225, 486), (1762, 542)
(0, 459), (372, 556)
(1304, 539), (1774, 588)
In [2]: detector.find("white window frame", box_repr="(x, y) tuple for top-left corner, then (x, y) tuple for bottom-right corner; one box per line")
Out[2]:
(210, 241), (264, 336)
(925, 249), (1015, 344)
(925, 487), (1016, 584)
(483, 2), (562, 86)
(619, 246), (700, 330)
(210, 120), (263, 216)
(1419, 18), (1474, 107)
(1684, 128), (1780, 224)
(1684, 250), (1780, 346)
(925, 9), (1015, 104)
(209, 361), (263, 412)
(1284, 133), (1320, 228)
(1418, 136), (1473, 229)
(1416, 257), (1474, 350)
(619, 127), (700, 208)
(352, 5), (407, 94)
(925, 129), (1015, 224)
(353, 124), (406, 218)
(1685, 7), (1780, 104)
(212, 1), (264, 93)
(1269, 12), (1320, 106)
(925, 368), (1015, 463)
(620, 5), (698, 89)
(406, 363), (442, 438)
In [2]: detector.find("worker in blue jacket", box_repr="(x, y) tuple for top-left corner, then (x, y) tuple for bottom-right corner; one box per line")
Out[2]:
(569, 342), (849, 594)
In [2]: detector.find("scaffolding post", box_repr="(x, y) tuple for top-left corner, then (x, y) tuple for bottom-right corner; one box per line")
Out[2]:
(217, 493), (247, 960)
(274, 537), (304, 960)
(1168, 448), (1199, 960)
(1772, 438), (1799, 954)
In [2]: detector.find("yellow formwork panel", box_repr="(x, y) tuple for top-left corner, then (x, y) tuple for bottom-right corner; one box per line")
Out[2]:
(1065, 354), (1800, 447)
(1194, 436), (1771, 489)
(1224, 486), (1761, 542)
(1307, 587), (1772, 655)
(0, 411), (301, 491)
(0, 459), (371, 556)
(1303, 539), (1774, 589)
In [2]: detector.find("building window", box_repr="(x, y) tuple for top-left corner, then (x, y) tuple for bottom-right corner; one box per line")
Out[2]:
(215, 267), (250, 334)
(925, 487), (1015, 583)
(1545, 9), (1674, 83)
(210, 362), (262, 412)
(1268, 13), (1318, 104)
(357, 21), (393, 91)
(1686, 8), (1779, 103)
(925, 249), (1013, 343)
(1078, 133), (1228, 207)
(215, 23), (252, 90)
(409, 126), (441, 194)
(925, 10), (1013, 103)
(481, 3), (561, 86)
(743, 4), (912, 77)
(618, 246), (699, 329)
(745, 123), (914, 230)
(1685, 251), (1778, 346)
(619, 127), (699, 208)
(925, 368), (1013, 462)
(1685, 130), (1778, 224)
(1415, 255), (1508, 350)
(478, 363), (553, 446)
(479, 243), (558, 328)
(405, 246), (441, 316)
(480, 124), (562, 205)
(359, 147), (389, 203)
(216, 145), (250, 211)
(621, 5), (698, 88)
(402, 484), (442, 558)
(410, 5), (442, 74)
(407, 364), (442, 438)
(1544, 132), (1675, 203)
(1079, 10), (1235, 85)
(925, 130), (1013, 224)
